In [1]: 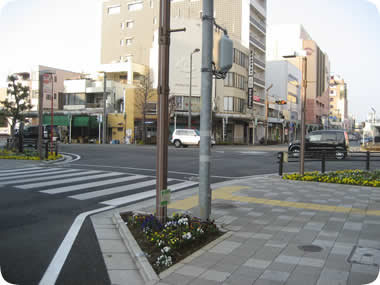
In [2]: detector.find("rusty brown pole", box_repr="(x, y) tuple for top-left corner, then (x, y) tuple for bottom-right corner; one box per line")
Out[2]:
(156, 0), (171, 223)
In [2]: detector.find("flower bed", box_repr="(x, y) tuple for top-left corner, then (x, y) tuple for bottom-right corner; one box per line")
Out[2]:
(283, 169), (380, 187)
(121, 212), (222, 273)
(0, 149), (62, 160)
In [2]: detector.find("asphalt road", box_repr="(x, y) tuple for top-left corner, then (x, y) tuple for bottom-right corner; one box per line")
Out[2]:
(1, 142), (379, 285)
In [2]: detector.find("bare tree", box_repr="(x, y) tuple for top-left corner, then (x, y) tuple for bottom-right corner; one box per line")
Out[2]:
(134, 72), (155, 143)
(0, 75), (32, 149)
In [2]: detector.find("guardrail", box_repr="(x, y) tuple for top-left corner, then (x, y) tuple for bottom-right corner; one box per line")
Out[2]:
(277, 150), (380, 176)
(6, 137), (59, 158)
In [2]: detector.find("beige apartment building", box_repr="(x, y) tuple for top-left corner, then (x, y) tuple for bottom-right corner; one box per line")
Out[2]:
(101, 0), (267, 143)
(267, 24), (330, 130)
(329, 74), (348, 129)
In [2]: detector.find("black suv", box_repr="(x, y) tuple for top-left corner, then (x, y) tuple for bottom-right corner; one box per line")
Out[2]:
(288, 130), (349, 159)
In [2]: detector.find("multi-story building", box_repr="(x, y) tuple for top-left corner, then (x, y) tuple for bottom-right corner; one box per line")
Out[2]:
(0, 87), (9, 136)
(101, 0), (267, 143)
(329, 74), (348, 129)
(265, 60), (302, 143)
(267, 24), (330, 131)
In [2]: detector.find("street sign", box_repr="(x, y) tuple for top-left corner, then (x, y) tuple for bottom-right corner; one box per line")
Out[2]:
(160, 189), (171, 206)
(247, 88), (253, 109)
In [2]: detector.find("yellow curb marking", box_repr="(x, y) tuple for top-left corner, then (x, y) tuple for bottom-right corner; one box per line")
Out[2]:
(168, 185), (380, 216)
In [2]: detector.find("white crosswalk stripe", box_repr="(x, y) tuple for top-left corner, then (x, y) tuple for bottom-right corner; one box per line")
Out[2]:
(100, 181), (198, 206)
(0, 167), (43, 174)
(17, 172), (123, 189)
(0, 168), (77, 179)
(2, 167), (198, 206)
(40, 175), (145, 194)
(0, 170), (102, 185)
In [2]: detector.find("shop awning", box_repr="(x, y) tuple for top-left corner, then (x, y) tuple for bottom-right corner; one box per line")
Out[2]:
(73, 116), (89, 127)
(43, 115), (69, 126)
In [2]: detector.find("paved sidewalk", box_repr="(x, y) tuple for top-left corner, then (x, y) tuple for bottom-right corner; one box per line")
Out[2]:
(92, 175), (380, 285)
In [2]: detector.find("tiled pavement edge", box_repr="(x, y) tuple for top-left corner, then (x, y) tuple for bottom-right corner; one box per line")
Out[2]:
(91, 175), (380, 285)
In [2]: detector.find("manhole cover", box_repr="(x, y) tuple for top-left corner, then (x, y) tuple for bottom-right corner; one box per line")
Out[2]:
(348, 246), (380, 266)
(298, 245), (323, 252)
(213, 203), (237, 209)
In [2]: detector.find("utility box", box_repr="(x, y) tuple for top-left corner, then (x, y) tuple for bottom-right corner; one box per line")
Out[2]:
(218, 34), (233, 73)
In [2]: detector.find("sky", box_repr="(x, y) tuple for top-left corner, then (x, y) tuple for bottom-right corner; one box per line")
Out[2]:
(0, 0), (379, 122)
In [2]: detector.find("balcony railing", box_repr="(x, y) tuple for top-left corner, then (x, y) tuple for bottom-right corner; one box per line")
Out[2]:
(253, 57), (265, 69)
(254, 77), (265, 86)
(250, 16), (266, 33)
(249, 36), (266, 50)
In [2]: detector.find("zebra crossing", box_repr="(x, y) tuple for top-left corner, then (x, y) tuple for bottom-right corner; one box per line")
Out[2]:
(0, 166), (198, 206)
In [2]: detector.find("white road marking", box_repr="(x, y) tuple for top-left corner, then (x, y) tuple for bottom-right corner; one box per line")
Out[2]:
(38, 206), (114, 285)
(1, 170), (101, 185)
(239, 151), (267, 155)
(69, 179), (160, 200)
(0, 167), (43, 173)
(17, 172), (121, 189)
(41, 175), (145, 194)
(0, 168), (76, 179)
(100, 181), (198, 206)
(55, 152), (81, 164)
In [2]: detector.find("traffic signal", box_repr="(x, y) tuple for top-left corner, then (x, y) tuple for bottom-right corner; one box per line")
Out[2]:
(275, 100), (287, 105)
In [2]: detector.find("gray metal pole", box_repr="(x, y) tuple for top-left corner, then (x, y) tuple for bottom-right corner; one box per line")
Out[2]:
(300, 56), (307, 176)
(38, 73), (44, 160)
(103, 72), (107, 144)
(188, 52), (193, 129)
(199, 0), (213, 221)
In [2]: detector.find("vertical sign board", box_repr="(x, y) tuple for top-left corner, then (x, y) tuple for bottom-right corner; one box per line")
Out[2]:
(247, 50), (254, 109)
(42, 73), (53, 103)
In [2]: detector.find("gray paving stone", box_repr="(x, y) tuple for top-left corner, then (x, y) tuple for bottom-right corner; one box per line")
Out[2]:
(281, 227), (300, 233)
(247, 211), (264, 217)
(267, 261), (297, 273)
(224, 272), (258, 285)
(300, 211), (317, 216)
(351, 263), (380, 275)
(95, 228), (121, 240)
(98, 239), (128, 253)
(176, 265), (207, 277)
(209, 262), (240, 274)
(188, 278), (220, 285)
(331, 245), (353, 256)
(312, 239), (335, 248)
(102, 253), (137, 270)
(316, 268), (349, 285)
(108, 269), (144, 285)
(304, 222), (325, 231)
(260, 270), (290, 282)
(299, 257), (325, 268)
(209, 240), (242, 254)
(275, 255), (301, 265)
(161, 273), (195, 285)
(330, 217), (346, 222)
(264, 241), (287, 249)
(188, 252), (225, 268)
(252, 233), (273, 240)
(325, 254), (351, 271)
(200, 269), (230, 282)
(358, 239), (380, 248)
(348, 272), (379, 285)
(243, 258), (272, 269)
(319, 231), (339, 238)
(343, 222), (362, 231)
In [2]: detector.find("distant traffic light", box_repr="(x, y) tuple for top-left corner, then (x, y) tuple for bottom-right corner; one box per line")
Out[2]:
(275, 100), (287, 105)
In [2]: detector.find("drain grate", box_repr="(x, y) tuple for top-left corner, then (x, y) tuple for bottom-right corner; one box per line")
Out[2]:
(298, 245), (323, 252)
(348, 246), (380, 266)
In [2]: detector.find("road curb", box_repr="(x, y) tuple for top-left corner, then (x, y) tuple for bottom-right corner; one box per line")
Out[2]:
(112, 213), (160, 285)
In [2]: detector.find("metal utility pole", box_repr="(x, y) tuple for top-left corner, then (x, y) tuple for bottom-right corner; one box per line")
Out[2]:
(156, 0), (171, 223)
(300, 56), (307, 176)
(199, 0), (214, 221)
(265, 84), (273, 145)
(103, 72), (107, 144)
(188, 48), (200, 129)
(50, 74), (54, 155)
(38, 73), (44, 160)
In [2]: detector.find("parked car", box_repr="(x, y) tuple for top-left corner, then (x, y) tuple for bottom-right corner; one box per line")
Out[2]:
(288, 130), (349, 159)
(19, 125), (60, 141)
(171, 129), (215, 148)
(360, 137), (373, 144)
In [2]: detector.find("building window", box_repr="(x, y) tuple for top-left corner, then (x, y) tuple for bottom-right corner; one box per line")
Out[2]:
(224, 97), (233, 111)
(150, 0), (154, 8)
(117, 127), (123, 132)
(128, 2), (143, 11)
(146, 103), (157, 114)
(107, 5), (120, 15)
(126, 38), (133, 45)
(233, 49), (248, 68)
(120, 39), (124, 46)
(224, 72), (247, 90)
(54, 93), (57, 100)
(330, 98), (334, 101)
(121, 22), (125, 29)
(153, 17), (157, 25)
(126, 20), (134, 28)
(54, 76), (57, 83)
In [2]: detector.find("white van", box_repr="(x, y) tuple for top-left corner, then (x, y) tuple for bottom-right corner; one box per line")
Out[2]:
(171, 129), (215, 148)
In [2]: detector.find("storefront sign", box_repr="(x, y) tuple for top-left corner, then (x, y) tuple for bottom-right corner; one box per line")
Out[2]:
(247, 88), (253, 109)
